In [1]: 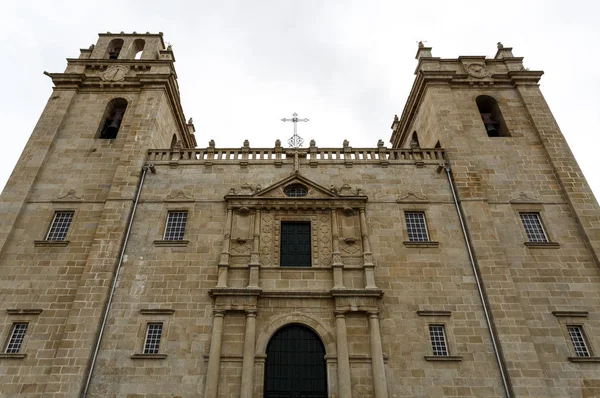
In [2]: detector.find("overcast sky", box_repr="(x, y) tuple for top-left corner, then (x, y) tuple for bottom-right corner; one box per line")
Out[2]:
(1, 1), (599, 199)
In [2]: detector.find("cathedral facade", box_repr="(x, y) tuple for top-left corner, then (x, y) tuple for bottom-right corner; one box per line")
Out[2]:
(1, 32), (599, 398)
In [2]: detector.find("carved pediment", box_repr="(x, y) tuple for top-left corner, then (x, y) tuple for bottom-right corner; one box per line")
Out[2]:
(229, 174), (346, 199)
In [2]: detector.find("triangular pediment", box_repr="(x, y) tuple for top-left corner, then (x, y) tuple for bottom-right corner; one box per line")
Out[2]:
(254, 173), (339, 199)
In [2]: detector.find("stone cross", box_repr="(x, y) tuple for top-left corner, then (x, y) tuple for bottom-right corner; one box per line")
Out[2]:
(281, 112), (309, 148)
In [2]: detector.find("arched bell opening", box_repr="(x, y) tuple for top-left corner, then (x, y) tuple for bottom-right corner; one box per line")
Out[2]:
(97, 98), (128, 139)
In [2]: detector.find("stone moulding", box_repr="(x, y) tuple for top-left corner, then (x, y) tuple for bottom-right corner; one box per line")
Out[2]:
(139, 309), (175, 315)
(424, 355), (463, 362)
(130, 353), (167, 360)
(34, 240), (69, 247)
(416, 310), (451, 317)
(524, 242), (560, 249)
(7, 309), (43, 315)
(0, 353), (27, 359)
(403, 241), (439, 248)
(552, 311), (588, 318)
(153, 239), (189, 247)
(568, 356), (600, 363)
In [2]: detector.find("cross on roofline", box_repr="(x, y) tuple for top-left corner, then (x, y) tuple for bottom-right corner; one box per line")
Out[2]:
(281, 112), (309, 148)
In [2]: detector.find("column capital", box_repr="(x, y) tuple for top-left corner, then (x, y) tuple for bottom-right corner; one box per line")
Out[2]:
(213, 309), (226, 317)
(367, 310), (380, 318)
(245, 310), (257, 317)
(334, 310), (347, 318)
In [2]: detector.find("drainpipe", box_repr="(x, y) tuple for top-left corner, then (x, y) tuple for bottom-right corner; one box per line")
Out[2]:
(81, 163), (155, 398)
(443, 164), (512, 398)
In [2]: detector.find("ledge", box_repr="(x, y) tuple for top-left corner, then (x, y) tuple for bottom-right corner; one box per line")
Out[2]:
(7, 309), (43, 315)
(0, 353), (27, 359)
(424, 355), (462, 362)
(130, 353), (167, 360)
(153, 240), (189, 247)
(34, 240), (69, 247)
(525, 242), (560, 249)
(140, 309), (175, 315)
(403, 241), (439, 248)
(568, 356), (600, 363)
(417, 310), (451, 317)
(552, 311), (588, 318)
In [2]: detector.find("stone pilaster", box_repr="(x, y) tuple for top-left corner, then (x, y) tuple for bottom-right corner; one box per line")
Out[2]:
(204, 310), (226, 398)
(240, 310), (257, 398)
(367, 311), (388, 398)
(335, 311), (352, 398)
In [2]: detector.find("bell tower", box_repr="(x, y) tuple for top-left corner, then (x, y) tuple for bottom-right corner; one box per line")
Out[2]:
(0, 32), (195, 396)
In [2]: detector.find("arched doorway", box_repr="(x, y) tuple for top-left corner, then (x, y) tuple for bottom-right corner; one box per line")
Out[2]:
(264, 324), (328, 398)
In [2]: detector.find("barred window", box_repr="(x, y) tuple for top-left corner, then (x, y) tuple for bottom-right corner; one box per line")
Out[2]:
(5, 323), (28, 354)
(520, 212), (548, 243)
(568, 325), (590, 357)
(164, 211), (188, 241)
(46, 211), (74, 241)
(143, 323), (163, 354)
(405, 212), (429, 242)
(428, 324), (449, 356)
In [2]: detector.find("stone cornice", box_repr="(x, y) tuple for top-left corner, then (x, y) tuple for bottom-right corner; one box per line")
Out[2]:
(224, 197), (368, 211)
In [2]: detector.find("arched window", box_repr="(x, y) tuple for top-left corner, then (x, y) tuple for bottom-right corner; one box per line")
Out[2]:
(132, 39), (145, 59)
(264, 324), (327, 398)
(106, 39), (124, 59)
(476, 95), (509, 137)
(98, 98), (128, 139)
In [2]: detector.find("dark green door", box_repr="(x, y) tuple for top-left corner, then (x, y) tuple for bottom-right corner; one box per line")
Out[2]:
(280, 222), (311, 267)
(264, 325), (328, 398)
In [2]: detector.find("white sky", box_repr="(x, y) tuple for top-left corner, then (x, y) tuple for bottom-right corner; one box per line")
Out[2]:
(1, 0), (599, 199)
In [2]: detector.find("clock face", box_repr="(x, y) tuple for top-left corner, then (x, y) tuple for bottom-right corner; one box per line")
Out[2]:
(101, 65), (128, 82)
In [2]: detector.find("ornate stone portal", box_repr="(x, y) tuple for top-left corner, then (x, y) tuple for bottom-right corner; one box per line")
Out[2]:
(207, 172), (387, 398)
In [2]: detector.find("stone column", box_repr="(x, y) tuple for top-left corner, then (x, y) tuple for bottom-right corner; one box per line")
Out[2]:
(217, 208), (234, 288)
(367, 311), (388, 398)
(359, 209), (377, 289)
(248, 209), (261, 288)
(335, 311), (353, 398)
(240, 310), (257, 398)
(331, 209), (345, 289)
(204, 310), (226, 398)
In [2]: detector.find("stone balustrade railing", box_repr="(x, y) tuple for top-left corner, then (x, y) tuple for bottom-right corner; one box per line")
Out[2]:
(147, 146), (445, 166)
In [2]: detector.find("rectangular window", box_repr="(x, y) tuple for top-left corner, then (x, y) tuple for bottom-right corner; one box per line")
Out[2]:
(5, 323), (28, 354)
(143, 323), (163, 354)
(280, 221), (311, 267)
(428, 324), (449, 356)
(405, 212), (429, 242)
(46, 211), (74, 241)
(163, 211), (188, 241)
(519, 212), (548, 243)
(568, 325), (590, 357)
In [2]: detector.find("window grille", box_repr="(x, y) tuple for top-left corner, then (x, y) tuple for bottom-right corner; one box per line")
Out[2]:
(143, 323), (163, 354)
(46, 211), (74, 241)
(284, 183), (308, 197)
(428, 324), (449, 356)
(280, 222), (311, 267)
(405, 212), (429, 242)
(519, 213), (548, 243)
(568, 325), (590, 357)
(164, 211), (188, 241)
(5, 323), (28, 354)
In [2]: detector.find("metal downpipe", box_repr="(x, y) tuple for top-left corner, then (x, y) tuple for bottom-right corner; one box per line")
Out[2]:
(444, 165), (512, 398)
(81, 164), (152, 398)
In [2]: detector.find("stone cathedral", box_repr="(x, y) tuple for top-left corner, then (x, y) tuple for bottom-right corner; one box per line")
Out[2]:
(1, 32), (599, 398)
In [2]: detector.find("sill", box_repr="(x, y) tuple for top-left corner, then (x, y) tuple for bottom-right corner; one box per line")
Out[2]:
(34, 240), (69, 247)
(153, 240), (189, 247)
(417, 310), (451, 317)
(140, 309), (175, 315)
(568, 356), (600, 363)
(0, 353), (27, 359)
(130, 353), (167, 360)
(524, 242), (560, 249)
(424, 355), (462, 362)
(552, 311), (588, 318)
(403, 241), (439, 248)
(7, 309), (43, 315)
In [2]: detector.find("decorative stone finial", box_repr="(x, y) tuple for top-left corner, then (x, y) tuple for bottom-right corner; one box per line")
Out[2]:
(394, 114), (399, 122)
(275, 139), (281, 148)
(167, 44), (173, 51)
(209, 140), (215, 148)
(377, 139), (384, 148)
(343, 140), (349, 148)
(243, 139), (249, 148)
(187, 117), (193, 124)
(89, 44), (95, 50)
(418, 41), (425, 48)
(497, 42), (504, 49)
(309, 139), (316, 147)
